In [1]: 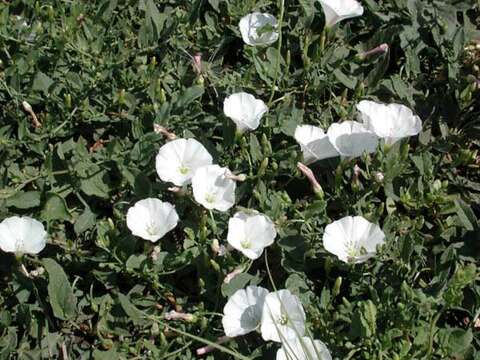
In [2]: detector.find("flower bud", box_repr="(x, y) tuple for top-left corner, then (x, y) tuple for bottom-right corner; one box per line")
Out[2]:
(374, 171), (385, 183)
(164, 310), (197, 323)
(153, 124), (176, 140)
(333, 276), (342, 297)
(357, 43), (389, 60)
(297, 162), (324, 199)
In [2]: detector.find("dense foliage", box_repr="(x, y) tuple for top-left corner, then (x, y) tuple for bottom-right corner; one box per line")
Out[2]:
(1, 0), (479, 359)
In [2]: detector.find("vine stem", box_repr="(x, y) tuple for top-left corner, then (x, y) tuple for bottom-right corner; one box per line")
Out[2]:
(268, 0), (285, 106)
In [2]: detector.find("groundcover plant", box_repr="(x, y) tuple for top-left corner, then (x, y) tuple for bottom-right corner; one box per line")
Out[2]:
(0, 0), (479, 359)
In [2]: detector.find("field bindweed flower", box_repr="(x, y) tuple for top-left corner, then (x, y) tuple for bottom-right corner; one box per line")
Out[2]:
(156, 138), (213, 186)
(323, 216), (386, 263)
(294, 125), (339, 164)
(327, 121), (378, 158)
(318, 0), (364, 28)
(222, 285), (269, 337)
(239, 13), (279, 46)
(126, 198), (179, 242)
(227, 211), (277, 260)
(276, 336), (332, 360)
(261, 290), (306, 342)
(192, 165), (236, 212)
(223, 92), (268, 132)
(0, 216), (47, 255)
(356, 100), (423, 145)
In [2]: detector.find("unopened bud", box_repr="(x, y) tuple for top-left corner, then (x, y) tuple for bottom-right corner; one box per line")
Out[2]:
(30, 266), (45, 277)
(151, 246), (161, 261)
(211, 239), (227, 256)
(193, 53), (202, 74)
(164, 310), (197, 323)
(297, 162), (324, 199)
(153, 124), (177, 140)
(358, 43), (389, 60)
(333, 276), (342, 297)
(224, 169), (246, 182)
(196, 336), (230, 356)
(374, 172), (385, 183)
(22, 101), (41, 128)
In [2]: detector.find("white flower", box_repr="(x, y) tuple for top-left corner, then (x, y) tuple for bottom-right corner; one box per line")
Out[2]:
(155, 138), (213, 186)
(318, 0), (364, 28)
(327, 121), (378, 158)
(294, 125), (339, 163)
(222, 285), (269, 337)
(277, 336), (332, 360)
(239, 13), (279, 46)
(223, 92), (268, 132)
(323, 216), (385, 263)
(0, 216), (47, 254)
(227, 211), (276, 260)
(126, 198), (179, 242)
(261, 290), (306, 342)
(192, 165), (236, 212)
(356, 100), (423, 145)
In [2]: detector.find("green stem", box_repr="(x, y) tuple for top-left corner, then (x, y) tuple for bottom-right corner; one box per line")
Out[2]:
(14, 169), (70, 191)
(158, 322), (251, 360)
(268, 0), (285, 106)
(264, 249), (278, 292)
(426, 306), (445, 358)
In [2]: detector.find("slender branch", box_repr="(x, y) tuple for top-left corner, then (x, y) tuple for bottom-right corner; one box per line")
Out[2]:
(268, 0), (285, 106)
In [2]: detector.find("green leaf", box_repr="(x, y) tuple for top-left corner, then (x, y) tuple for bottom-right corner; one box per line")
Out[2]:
(5, 191), (41, 209)
(175, 86), (205, 109)
(221, 273), (259, 298)
(32, 72), (54, 93)
(80, 171), (111, 199)
(333, 69), (357, 89)
(455, 198), (477, 231)
(43, 258), (77, 320)
(74, 208), (97, 235)
(445, 328), (473, 356)
(117, 293), (144, 324)
(41, 193), (71, 221)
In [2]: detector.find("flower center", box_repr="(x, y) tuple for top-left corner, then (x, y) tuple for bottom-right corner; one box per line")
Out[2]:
(347, 246), (358, 258)
(146, 222), (158, 236)
(178, 165), (190, 175)
(205, 193), (216, 204)
(277, 313), (289, 326)
(240, 238), (251, 249)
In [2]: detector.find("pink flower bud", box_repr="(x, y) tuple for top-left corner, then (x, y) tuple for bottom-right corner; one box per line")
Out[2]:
(196, 336), (230, 356)
(358, 43), (389, 60)
(153, 124), (177, 140)
(297, 162), (324, 198)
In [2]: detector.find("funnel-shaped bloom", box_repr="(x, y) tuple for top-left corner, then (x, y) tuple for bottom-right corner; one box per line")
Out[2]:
(227, 211), (276, 260)
(323, 216), (385, 263)
(192, 165), (236, 212)
(0, 216), (47, 254)
(261, 290), (306, 342)
(222, 285), (269, 337)
(224, 92), (268, 132)
(126, 198), (179, 242)
(318, 0), (364, 28)
(327, 121), (378, 158)
(156, 138), (213, 186)
(294, 125), (339, 164)
(356, 100), (423, 145)
(239, 13), (279, 46)
(277, 336), (332, 360)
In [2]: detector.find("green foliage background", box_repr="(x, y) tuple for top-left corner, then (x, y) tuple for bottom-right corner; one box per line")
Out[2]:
(0, 0), (479, 358)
